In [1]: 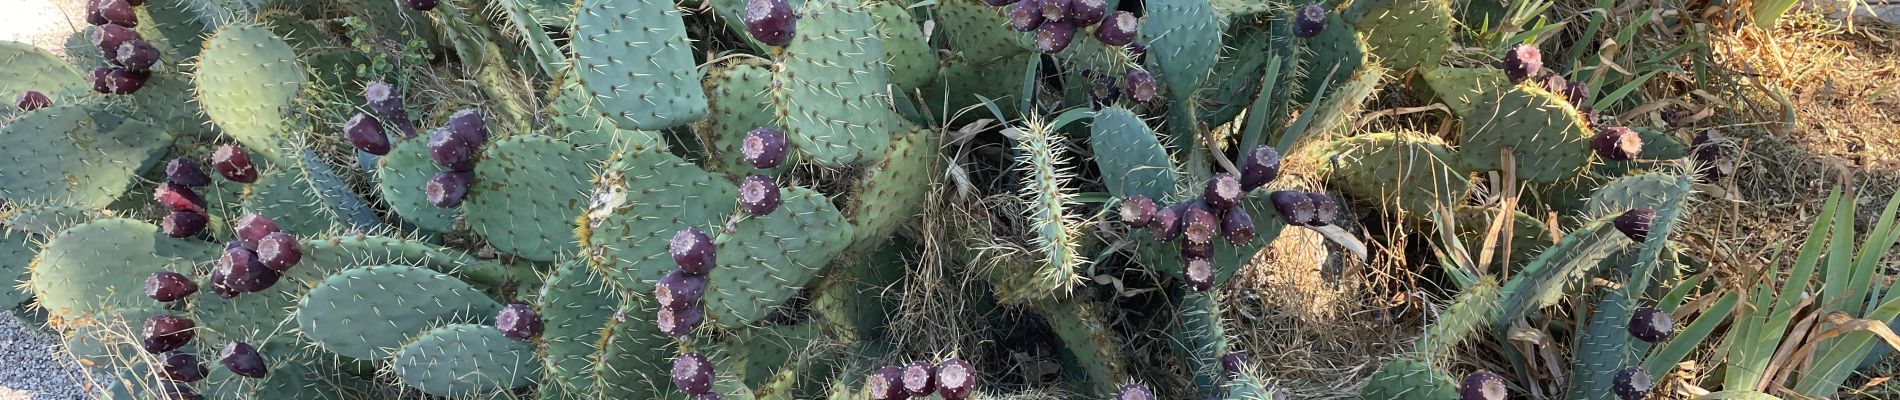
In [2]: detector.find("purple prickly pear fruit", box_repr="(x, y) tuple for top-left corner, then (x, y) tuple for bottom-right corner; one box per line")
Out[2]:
(1612, 367), (1652, 400)
(1294, 3), (1328, 38)
(1538, 73), (1568, 97)
(1220, 351), (1250, 374)
(92, 67), (150, 94)
(902, 361), (936, 396)
(154, 183), (205, 213)
(744, 0), (797, 47)
(1240, 145), (1281, 191)
(142, 315), (196, 353)
(1094, 11), (1138, 46)
(160, 210), (208, 239)
(1306, 192), (1338, 227)
(1181, 201), (1218, 247)
(1592, 127), (1643, 161)
(1628, 307), (1675, 343)
(742, 127), (789, 169)
(146, 271), (198, 302)
(1185, 257), (1215, 291)
(166, 158), (211, 187)
(85, 0), (108, 25)
(866, 365), (905, 400)
(655, 270), (709, 310)
(1221, 206), (1255, 245)
(1038, 0), (1069, 22)
(343, 113), (391, 156)
(16, 91), (51, 111)
(427, 128), (476, 172)
(935, 358), (975, 400)
(1204, 173), (1244, 210)
(363, 81), (416, 137)
(496, 303), (545, 341)
(1502, 44), (1542, 83)
(1613, 208), (1655, 242)
(1117, 383), (1156, 400)
(1008, 0), (1045, 32)
(1269, 191), (1314, 227)
(1122, 69), (1157, 102)
(1691, 131), (1732, 180)
(406, 0), (437, 11)
(212, 145), (258, 183)
(695, 395), (725, 400)
(1034, 21), (1077, 54)
(738, 174), (782, 215)
(115, 39), (159, 71)
(1069, 0), (1107, 26)
(1152, 203), (1186, 241)
(1181, 238), (1212, 260)
(217, 246), (280, 293)
(657, 305), (704, 337)
(161, 352), (208, 382)
(1461, 370), (1508, 400)
(426, 171), (474, 208)
(670, 228), (716, 274)
(233, 214), (280, 250)
(91, 0), (137, 27)
(447, 109), (489, 146)
(219, 342), (267, 378)
(161, 384), (202, 400)
(984, 0), (1018, 6)
(1565, 81), (1589, 105)
(1119, 195), (1156, 228)
(90, 24), (139, 61)
(1089, 72), (1121, 109)
(255, 232), (302, 272)
(672, 352), (715, 395)
(207, 263), (238, 299)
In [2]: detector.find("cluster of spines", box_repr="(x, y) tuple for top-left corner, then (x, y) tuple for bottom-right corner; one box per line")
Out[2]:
(1014, 118), (1088, 295)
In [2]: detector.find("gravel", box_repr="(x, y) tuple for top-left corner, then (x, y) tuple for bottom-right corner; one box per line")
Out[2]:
(0, 311), (100, 400)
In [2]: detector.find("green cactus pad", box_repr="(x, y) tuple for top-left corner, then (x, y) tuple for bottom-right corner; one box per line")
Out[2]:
(1415, 277), (1500, 358)
(1491, 219), (1630, 334)
(1198, 28), (1274, 128)
(1454, 207), (1555, 269)
(572, 0), (708, 131)
(294, 264), (502, 360)
(843, 126), (936, 250)
(1177, 291), (1230, 396)
(537, 260), (624, 393)
(774, 0), (897, 167)
(922, 52), (1034, 124)
(133, 0), (208, 61)
(1456, 83), (1595, 183)
(0, 104), (175, 208)
(934, 0), (1026, 63)
(1584, 173), (1689, 219)
(391, 324), (539, 396)
(201, 340), (377, 400)
(1594, 128), (1689, 177)
(1345, 0), (1454, 71)
(701, 59), (791, 176)
(1039, 299), (1128, 395)
(241, 169), (338, 236)
(721, 323), (826, 388)
(1141, 0), (1221, 103)
(1091, 107), (1179, 201)
(30, 219), (218, 323)
(1298, 61), (1385, 138)
(1297, 13), (1369, 97)
(304, 235), (512, 288)
(195, 25), (305, 161)
(810, 240), (908, 339)
(581, 147), (737, 291)
(376, 137), (461, 232)
(870, 1), (938, 90)
(2, 204), (102, 236)
(1419, 66), (1510, 116)
(466, 135), (609, 262)
(1320, 132), (1471, 219)
(1360, 360), (1459, 400)
(706, 186), (855, 327)
(0, 232), (34, 309)
(588, 300), (679, 399)
(1016, 122), (1086, 299)
(0, 41), (89, 103)
(1027, 25), (1136, 75)
(130, 72), (215, 138)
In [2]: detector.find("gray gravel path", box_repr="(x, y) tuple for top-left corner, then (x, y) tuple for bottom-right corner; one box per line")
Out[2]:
(0, 311), (98, 400)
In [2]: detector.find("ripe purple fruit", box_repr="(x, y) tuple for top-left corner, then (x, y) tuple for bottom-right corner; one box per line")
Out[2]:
(655, 270), (709, 310)
(1307, 192), (1338, 227)
(1034, 20), (1077, 54)
(343, 113), (391, 156)
(1502, 44), (1542, 83)
(364, 81), (416, 137)
(85, 0), (108, 25)
(212, 145), (259, 183)
(1221, 206), (1255, 245)
(1204, 173), (1244, 210)
(1089, 72), (1121, 109)
(428, 128), (477, 172)
(142, 315), (195, 353)
(160, 210), (208, 239)
(115, 39), (159, 71)
(1185, 257), (1215, 291)
(90, 24), (138, 60)
(1612, 367), (1652, 400)
(1122, 69), (1157, 102)
(217, 246), (280, 293)
(146, 271), (198, 302)
(935, 359), (975, 400)
(657, 305), (704, 337)
(1117, 383), (1156, 400)
(160, 383), (202, 400)
(1538, 73), (1568, 97)
(154, 183), (205, 213)
(161, 352), (208, 382)
(695, 395), (725, 400)
(1069, 0), (1107, 26)
(1038, 0), (1070, 22)
(426, 171), (474, 208)
(742, 127), (789, 169)
(1153, 203), (1186, 241)
(867, 365), (905, 400)
(496, 303), (545, 341)
(1461, 370), (1508, 400)
(220, 342), (268, 378)
(407, 0), (437, 10)
(1008, 0), (1045, 32)
(1220, 351), (1250, 374)
(1592, 127), (1644, 161)
(1239, 145), (1282, 191)
(1181, 238), (1212, 260)
(234, 214), (280, 250)
(91, 0), (137, 27)
(1565, 81), (1589, 105)
(92, 67), (150, 94)
(1294, 3), (1328, 38)
(1270, 191), (1314, 227)
(902, 361), (936, 396)
(738, 174), (782, 215)
(447, 109), (489, 145)
(255, 232), (302, 272)
(1614, 208), (1656, 242)
(670, 228), (716, 274)
(744, 0), (796, 47)
(1119, 195), (1156, 228)
(166, 158), (211, 187)
(206, 264), (238, 299)
(1094, 11), (1138, 46)
(16, 91), (51, 111)
(1181, 201), (1218, 247)
(1692, 131), (1734, 181)
(672, 353), (715, 395)
(1628, 307), (1675, 343)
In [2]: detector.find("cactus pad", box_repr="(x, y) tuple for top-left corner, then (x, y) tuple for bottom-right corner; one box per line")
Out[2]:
(241, 169), (338, 236)
(537, 260), (624, 392)
(1345, 0), (1454, 70)
(0, 104), (174, 208)
(1491, 220), (1630, 333)
(201, 340), (375, 400)
(1298, 13), (1369, 97)
(1320, 132), (1471, 218)
(581, 148), (738, 291)
(706, 186), (854, 327)
(1585, 173), (1689, 219)
(0, 232), (35, 308)
(1091, 107), (1179, 201)
(1456, 83), (1595, 183)
(934, 0), (1026, 63)
(1360, 360), (1459, 400)
(1141, 0), (1221, 102)
(869, 1), (938, 90)
(391, 324), (540, 396)
(587, 301), (678, 399)
(1419, 67), (1509, 116)
(701, 59), (791, 176)
(376, 137), (461, 231)
(195, 25), (304, 161)
(466, 135), (609, 261)
(294, 264), (501, 359)
(572, 0), (708, 131)
(844, 126), (936, 250)
(774, 0), (897, 167)
(0, 42), (89, 104)
(31, 219), (217, 322)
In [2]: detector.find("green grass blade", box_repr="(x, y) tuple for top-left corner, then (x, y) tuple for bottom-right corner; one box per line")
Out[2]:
(1644, 292), (1737, 378)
